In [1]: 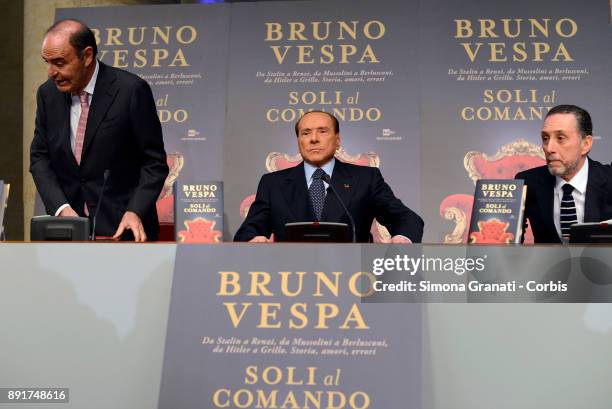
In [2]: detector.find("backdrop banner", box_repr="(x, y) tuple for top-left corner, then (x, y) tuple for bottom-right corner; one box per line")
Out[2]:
(419, 0), (612, 242)
(56, 0), (612, 242)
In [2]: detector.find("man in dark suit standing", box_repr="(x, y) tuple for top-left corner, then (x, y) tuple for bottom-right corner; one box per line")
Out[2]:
(515, 105), (612, 243)
(30, 19), (168, 241)
(234, 111), (424, 243)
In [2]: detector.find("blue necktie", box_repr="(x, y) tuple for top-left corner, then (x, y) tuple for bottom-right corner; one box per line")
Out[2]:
(309, 168), (326, 220)
(560, 183), (577, 240)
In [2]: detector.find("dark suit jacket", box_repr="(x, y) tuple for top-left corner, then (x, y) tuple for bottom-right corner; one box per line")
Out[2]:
(30, 61), (168, 240)
(515, 158), (612, 243)
(234, 160), (424, 242)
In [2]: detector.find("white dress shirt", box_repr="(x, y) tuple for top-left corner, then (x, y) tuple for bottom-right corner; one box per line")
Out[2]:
(553, 159), (588, 240)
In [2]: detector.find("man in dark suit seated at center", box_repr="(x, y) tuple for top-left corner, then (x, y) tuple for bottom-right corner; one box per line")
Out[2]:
(234, 111), (424, 243)
(515, 104), (612, 243)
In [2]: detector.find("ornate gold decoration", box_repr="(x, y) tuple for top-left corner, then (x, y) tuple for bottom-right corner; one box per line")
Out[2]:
(265, 151), (303, 172)
(159, 153), (184, 199)
(335, 146), (380, 168)
(443, 206), (468, 244)
(463, 139), (544, 184)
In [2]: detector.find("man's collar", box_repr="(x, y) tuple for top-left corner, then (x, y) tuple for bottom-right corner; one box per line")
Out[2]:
(304, 158), (336, 183)
(73, 60), (99, 97)
(84, 60), (99, 95)
(555, 157), (589, 194)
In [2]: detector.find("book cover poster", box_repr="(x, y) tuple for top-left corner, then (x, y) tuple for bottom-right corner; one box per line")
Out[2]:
(158, 245), (422, 409)
(468, 179), (526, 244)
(223, 0), (421, 239)
(175, 181), (223, 243)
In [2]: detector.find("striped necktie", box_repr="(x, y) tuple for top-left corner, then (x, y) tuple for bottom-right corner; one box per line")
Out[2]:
(74, 91), (89, 164)
(560, 183), (577, 240)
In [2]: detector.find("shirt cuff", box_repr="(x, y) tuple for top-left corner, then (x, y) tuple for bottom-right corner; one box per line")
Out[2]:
(54, 203), (71, 216)
(393, 234), (412, 243)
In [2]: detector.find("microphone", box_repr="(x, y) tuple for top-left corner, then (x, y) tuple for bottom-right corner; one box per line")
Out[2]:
(91, 169), (110, 241)
(321, 173), (356, 243)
